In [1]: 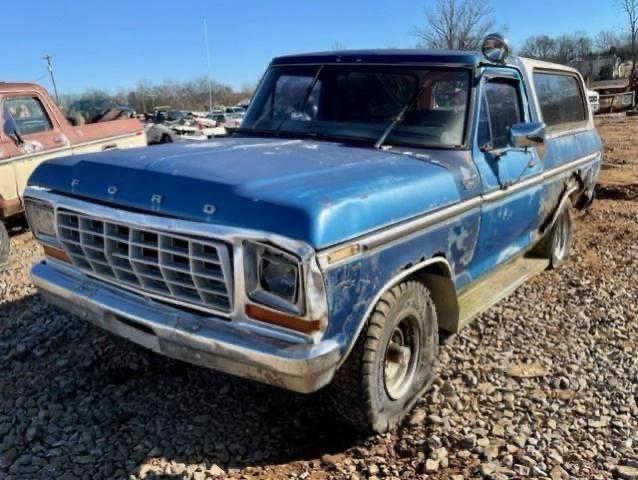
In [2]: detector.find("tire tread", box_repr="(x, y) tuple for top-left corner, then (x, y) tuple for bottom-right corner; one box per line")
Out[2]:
(327, 280), (437, 432)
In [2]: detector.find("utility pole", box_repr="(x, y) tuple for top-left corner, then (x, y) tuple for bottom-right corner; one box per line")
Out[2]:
(43, 55), (60, 104)
(203, 17), (214, 111)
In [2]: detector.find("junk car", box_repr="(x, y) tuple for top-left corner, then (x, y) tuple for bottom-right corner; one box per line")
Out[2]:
(25, 35), (601, 432)
(0, 82), (146, 270)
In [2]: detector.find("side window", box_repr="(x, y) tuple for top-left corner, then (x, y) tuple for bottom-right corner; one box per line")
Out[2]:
(533, 72), (587, 128)
(3, 97), (53, 136)
(478, 79), (523, 149)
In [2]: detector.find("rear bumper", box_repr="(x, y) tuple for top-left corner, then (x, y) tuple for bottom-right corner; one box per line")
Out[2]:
(31, 261), (341, 393)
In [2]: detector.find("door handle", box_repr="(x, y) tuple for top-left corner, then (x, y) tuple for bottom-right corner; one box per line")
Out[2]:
(53, 135), (66, 145)
(102, 143), (118, 151)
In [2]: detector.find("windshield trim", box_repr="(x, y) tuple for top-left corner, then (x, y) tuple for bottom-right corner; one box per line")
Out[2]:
(245, 63), (476, 150)
(269, 61), (476, 69)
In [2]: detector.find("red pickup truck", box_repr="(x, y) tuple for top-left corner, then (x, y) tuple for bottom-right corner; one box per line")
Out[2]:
(0, 82), (147, 269)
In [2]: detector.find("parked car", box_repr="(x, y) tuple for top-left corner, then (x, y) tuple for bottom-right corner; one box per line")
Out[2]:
(591, 76), (638, 113)
(225, 106), (246, 118)
(206, 112), (242, 126)
(67, 99), (136, 125)
(205, 112), (242, 135)
(170, 117), (227, 140)
(586, 89), (600, 114)
(25, 36), (601, 433)
(0, 82), (147, 270)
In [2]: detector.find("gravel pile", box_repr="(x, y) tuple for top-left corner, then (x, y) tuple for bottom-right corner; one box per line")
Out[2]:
(1, 118), (637, 479)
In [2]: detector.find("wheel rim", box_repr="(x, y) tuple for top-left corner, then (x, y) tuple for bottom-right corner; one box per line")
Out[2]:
(554, 212), (569, 260)
(383, 315), (420, 400)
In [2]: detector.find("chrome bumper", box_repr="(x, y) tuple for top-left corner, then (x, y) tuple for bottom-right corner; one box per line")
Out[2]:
(31, 262), (341, 393)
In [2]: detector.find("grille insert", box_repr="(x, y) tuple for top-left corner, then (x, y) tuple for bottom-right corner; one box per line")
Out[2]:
(57, 210), (233, 314)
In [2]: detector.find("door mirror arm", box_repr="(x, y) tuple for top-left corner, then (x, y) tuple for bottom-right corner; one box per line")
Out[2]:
(480, 142), (508, 160)
(8, 130), (24, 146)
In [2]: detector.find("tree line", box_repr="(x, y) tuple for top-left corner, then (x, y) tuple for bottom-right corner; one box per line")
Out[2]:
(414, 0), (638, 77)
(63, 76), (255, 114)
(65, 0), (638, 113)
(519, 31), (633, 67)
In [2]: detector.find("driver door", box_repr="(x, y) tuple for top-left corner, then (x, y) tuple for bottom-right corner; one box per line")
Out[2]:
(2, 95), (72, 203)
(470, 68), (545, 278)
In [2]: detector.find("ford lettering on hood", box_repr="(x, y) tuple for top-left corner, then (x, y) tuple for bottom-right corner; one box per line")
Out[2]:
(28, 137), (468, 248)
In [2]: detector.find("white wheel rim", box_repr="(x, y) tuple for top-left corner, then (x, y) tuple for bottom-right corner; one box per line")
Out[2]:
(383, 315), (420, 400)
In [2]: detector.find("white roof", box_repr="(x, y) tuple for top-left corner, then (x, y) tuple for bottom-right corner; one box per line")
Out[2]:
(518, 57), (582, 76)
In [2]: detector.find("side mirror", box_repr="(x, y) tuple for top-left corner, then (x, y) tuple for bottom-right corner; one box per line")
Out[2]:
(482, 33), (510, 64)
(509, 122), (546, 149)
(3, 116), (23, 146)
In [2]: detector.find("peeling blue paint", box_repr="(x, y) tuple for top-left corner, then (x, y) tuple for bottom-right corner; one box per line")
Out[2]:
(26, 52), (603, 361)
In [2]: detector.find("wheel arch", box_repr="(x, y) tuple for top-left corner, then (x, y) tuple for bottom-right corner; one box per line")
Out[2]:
(412, 255), (460, 334)
(336, 255), (459, 368)
(541, 173), (582, 235)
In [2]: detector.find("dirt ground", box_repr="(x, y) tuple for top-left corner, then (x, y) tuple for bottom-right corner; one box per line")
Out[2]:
(0, 115), (637, 480)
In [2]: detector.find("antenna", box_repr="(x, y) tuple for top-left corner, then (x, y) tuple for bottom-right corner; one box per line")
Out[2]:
(203, 17), (214, 111)
(43, 54), (60, 103)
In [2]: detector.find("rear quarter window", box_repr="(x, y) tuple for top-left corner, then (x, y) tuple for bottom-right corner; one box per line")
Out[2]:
(533, 72), (587, 129)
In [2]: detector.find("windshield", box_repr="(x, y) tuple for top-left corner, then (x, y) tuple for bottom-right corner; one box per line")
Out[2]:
(241, 65), (471, 148)
(167, 111), (185, 120)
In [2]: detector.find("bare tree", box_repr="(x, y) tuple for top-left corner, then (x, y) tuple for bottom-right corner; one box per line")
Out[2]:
(413, 0), (494, 50)
(619, 0), (638, 76)
(554, 35), (579, 65)
(519, 35), (557, 60)
(596, 30), (621, 53)
(520, 33), (585, 65)
(573, 31), (593, 62)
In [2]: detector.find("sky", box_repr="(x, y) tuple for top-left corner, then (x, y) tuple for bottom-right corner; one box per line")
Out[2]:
(0, 0), (622, 95)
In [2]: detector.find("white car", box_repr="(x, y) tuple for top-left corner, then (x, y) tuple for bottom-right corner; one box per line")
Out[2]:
(170, 117), (227, 140)
(587, 89), (600, 114)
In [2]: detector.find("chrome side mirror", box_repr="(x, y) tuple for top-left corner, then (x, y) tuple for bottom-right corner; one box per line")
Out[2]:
(482, 33), (510, 64)
(509, 122), (546, 149)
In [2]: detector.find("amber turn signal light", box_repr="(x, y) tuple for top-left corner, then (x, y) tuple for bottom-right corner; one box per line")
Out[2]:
(245, 304), (321, 334)
(43, 245), (72, 264)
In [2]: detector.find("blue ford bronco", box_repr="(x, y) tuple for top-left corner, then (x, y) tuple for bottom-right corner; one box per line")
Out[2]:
(25, 35), (602, 433)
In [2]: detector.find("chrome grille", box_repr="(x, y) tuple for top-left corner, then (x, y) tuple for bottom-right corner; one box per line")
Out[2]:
(56, 210), (233, 314)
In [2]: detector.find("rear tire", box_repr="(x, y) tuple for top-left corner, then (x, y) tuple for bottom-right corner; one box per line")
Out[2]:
(0, 222), (9, 272)
(327, 281), (438, 434)
(535, 205), (573, 268)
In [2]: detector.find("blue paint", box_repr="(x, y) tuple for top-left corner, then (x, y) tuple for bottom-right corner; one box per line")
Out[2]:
(27, 51), (603, 356)
(29, 139), (467, 249)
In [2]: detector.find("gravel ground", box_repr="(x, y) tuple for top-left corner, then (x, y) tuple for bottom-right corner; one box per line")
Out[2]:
(1, 116), (637, 480)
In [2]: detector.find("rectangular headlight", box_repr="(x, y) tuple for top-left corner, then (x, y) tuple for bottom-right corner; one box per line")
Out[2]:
(25, 199), (57, 242)
(244, 241), (303, 316)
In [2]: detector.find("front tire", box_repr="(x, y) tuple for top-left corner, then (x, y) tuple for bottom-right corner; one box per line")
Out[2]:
(0, 222), (9, 272)
(327, 281), (438, 433)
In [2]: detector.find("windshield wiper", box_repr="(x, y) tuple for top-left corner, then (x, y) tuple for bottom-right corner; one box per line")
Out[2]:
(273, 65), (324, 137)
(374, 82), (428, 150)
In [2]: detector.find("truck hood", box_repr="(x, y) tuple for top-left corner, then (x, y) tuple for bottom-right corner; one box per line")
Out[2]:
(29, 137), (465, 249)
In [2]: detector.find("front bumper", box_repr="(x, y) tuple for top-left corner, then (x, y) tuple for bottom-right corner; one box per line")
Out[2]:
(31, 262), (341, 393)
